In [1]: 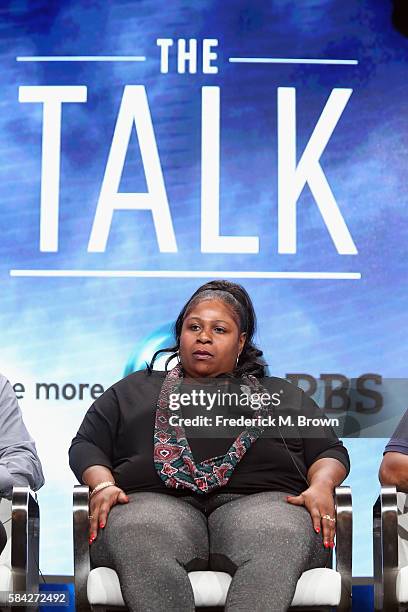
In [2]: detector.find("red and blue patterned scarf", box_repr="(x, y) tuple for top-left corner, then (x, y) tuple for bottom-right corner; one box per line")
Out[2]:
(154, 364), (269, 494)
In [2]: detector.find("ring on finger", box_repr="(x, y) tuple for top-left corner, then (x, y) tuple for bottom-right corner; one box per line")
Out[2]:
(89, 515), (94, 519)
(321, 514), (336, 523)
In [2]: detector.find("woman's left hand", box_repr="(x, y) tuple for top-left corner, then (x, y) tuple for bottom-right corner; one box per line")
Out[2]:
(286, 484), (335, 549)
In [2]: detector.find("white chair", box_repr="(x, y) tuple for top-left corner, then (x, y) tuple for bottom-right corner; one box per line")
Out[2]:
(373, 486), (408, 611)
(74, 485), (352, 611)
(0, 486), (40, 609)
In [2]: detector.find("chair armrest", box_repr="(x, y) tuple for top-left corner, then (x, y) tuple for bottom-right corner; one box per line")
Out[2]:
(11, 486), (40, 593)
(334, 485), (352, 612)
(73, 485), (91, 612)
(373, 486), (399, 612)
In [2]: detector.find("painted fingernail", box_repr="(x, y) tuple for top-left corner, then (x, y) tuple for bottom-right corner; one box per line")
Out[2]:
(330, 542), (335, 549)
(315, 527), (320, 533)
(100, 522), (105, 529)
(324, 541), (329, 548)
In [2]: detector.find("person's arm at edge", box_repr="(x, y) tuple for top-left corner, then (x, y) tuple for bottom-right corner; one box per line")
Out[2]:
(379, 410), (408, 492)
(379, 451), (408, 492)
(0, 375), (44, 497)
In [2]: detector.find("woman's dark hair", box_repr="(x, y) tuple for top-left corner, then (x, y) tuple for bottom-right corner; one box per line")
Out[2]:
(149, 280), (266, 377)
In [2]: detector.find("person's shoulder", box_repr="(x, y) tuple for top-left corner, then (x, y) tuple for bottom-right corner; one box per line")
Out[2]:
(260, 375), (302, 394)
(0, 373), (8, 388)
(0, 373), (12, 398)
(0, 374), (22, 424)
(261, 375), (290, 385)
(387, 409), (408, 447)
(88, 370), (166, 409)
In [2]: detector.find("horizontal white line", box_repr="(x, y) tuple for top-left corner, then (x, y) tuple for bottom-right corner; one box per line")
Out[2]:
(9, 269), (362, 280)
(16, 56), (357, 66)
(16, 56), (146, 62)
(228, 57), (358, 65)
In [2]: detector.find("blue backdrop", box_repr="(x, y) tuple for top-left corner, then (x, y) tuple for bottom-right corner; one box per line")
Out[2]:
(0, 0), (406, 576)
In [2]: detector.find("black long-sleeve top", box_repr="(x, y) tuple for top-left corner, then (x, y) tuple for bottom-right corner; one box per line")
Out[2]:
(69, 370), (350, 497)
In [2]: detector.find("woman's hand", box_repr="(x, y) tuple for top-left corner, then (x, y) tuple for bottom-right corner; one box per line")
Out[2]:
(286, 484), (335, 549)
(286, 457), (347, 548)
(89, 485), (129, 543)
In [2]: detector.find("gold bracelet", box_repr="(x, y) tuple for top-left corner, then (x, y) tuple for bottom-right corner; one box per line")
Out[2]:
(90, 480), (116, 499)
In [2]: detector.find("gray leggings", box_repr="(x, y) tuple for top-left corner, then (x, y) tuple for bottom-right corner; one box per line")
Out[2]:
(90, 491), (330, 612)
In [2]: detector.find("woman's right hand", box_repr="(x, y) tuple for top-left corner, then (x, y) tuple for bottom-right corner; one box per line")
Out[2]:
(89, 485), (129, 543)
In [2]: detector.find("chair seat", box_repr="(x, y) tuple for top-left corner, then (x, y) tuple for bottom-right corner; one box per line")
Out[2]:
(397, 565), (408, 602)
(291, 567), (341, 607)
(0, 565), (13, 591)
(87, 566), (341, 608)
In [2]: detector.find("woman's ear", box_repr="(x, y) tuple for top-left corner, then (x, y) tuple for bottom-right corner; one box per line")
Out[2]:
(238, 332), (246, 353)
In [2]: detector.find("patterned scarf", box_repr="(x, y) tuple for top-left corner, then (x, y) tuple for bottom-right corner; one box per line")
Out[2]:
(154, 364), (269, 494)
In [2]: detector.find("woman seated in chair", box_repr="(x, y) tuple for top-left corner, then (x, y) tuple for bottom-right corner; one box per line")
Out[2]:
(69, 280), (350, 612)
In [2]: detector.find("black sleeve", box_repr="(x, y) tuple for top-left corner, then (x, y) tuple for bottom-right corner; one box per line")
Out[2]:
(300, 393), (350, 476)
(69, 387), (120, 483)
(384, 409), (408, 455)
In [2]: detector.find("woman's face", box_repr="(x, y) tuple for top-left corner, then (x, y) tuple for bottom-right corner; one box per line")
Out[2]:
(179, 299), (246, 378)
